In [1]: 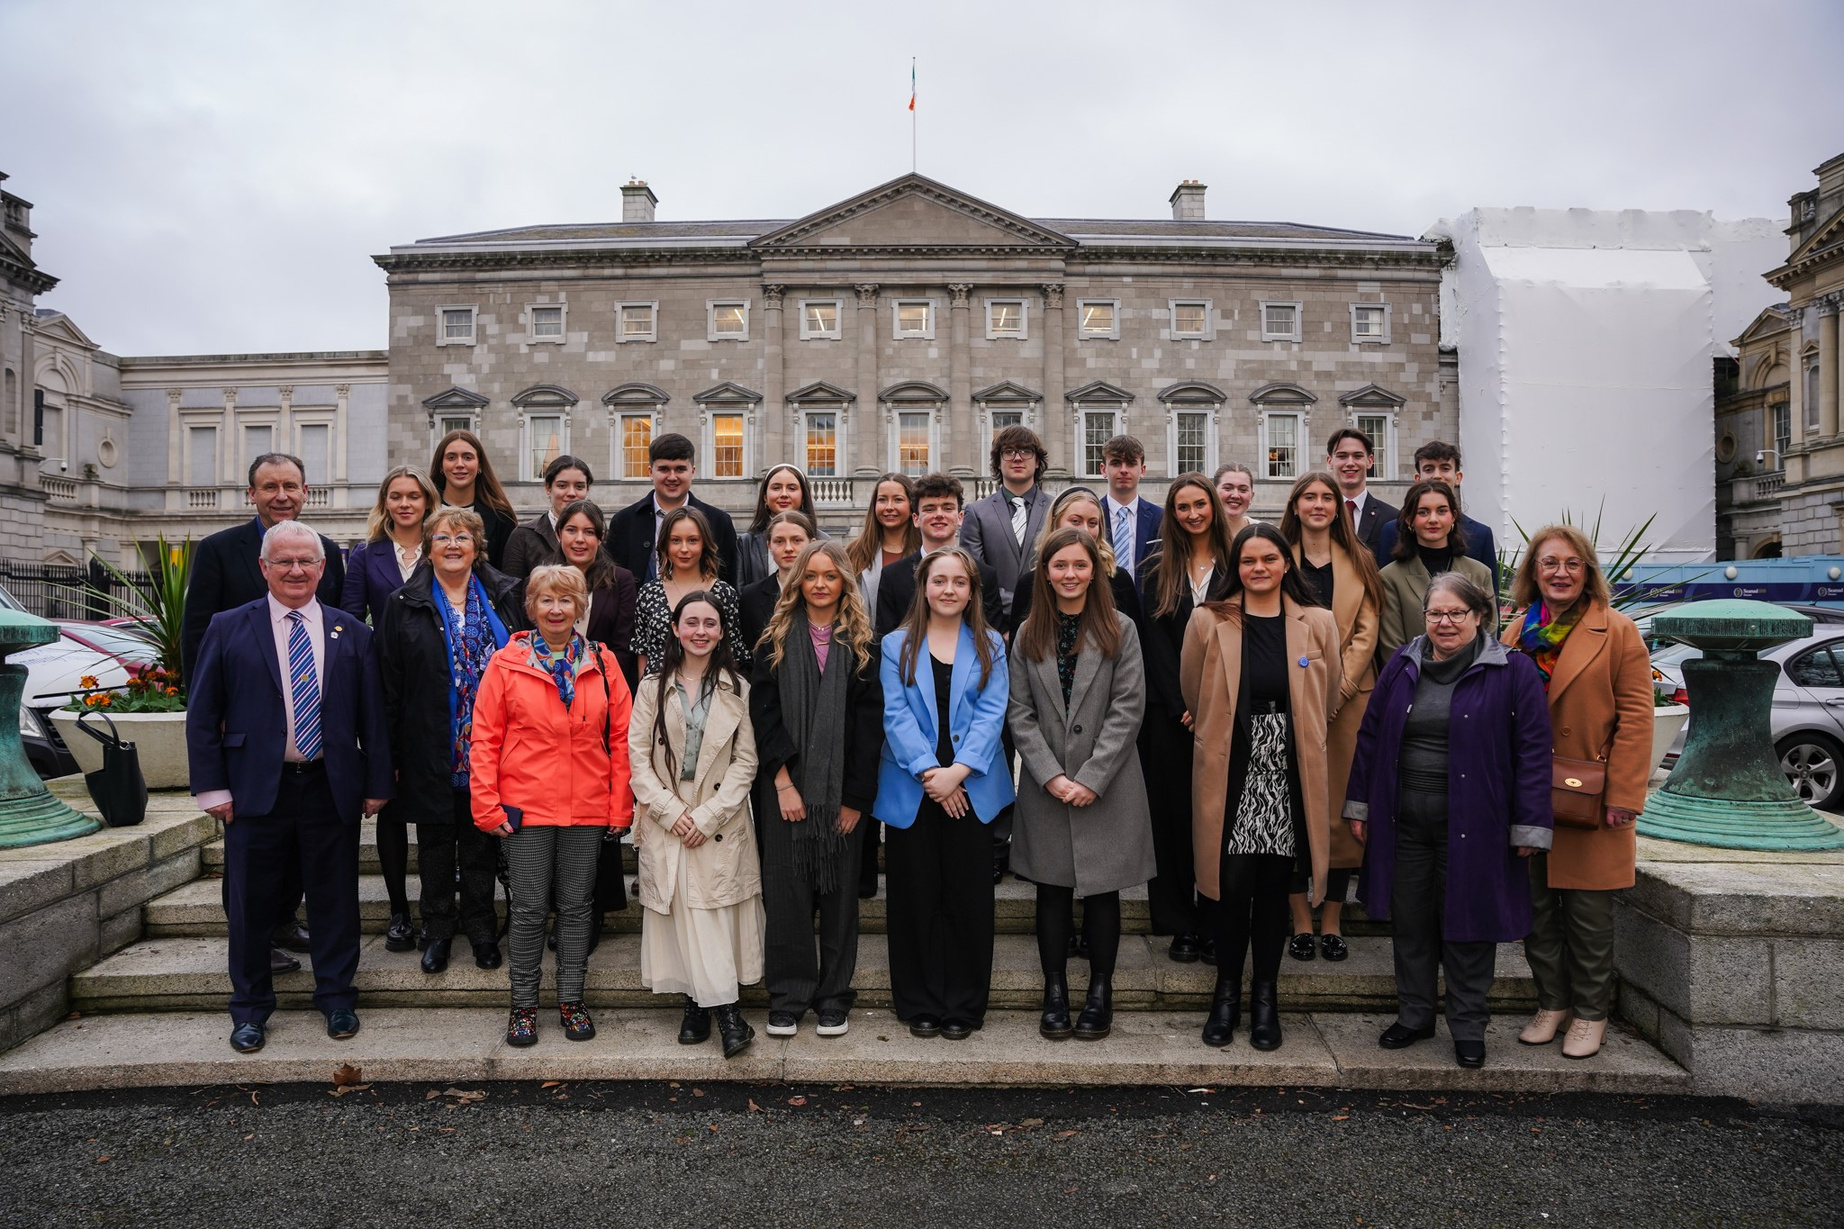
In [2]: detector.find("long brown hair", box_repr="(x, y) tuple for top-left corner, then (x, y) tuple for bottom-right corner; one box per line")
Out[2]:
(1017, 528), (1122, 664)
(846, 472), (921, 575)
(656, 506), (721, 583)
(896, 546), (997, 689)
(428, 429), (514, 521)
(1391, 479), (1468, 563)
(747, 463), (817, 534)
(1279, 470), (1384, 619)
(1204, 522), (1322, 623)
(650, 590), (744, 785)
(551, 498), (616, 592)
(1148, 473), (1236, 619)
(760, 541), (874, 675)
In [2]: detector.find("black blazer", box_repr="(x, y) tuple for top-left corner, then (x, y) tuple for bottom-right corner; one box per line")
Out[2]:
(501, 512), (558, 582)
(1007, 565), (1141, 638)
(377, 564), (527, 827)
(749, 635), (886, 815)
(1137, 548), (1232, 724)
(1348, 493), (1389, 556)
(739, 574), (783, 653)
(585, 569), (641, 695)
(181, 518), (347, 683)
(185, 597), (392, 820)
(873, 548), (1006, 638)
(608, 491), (740, 586)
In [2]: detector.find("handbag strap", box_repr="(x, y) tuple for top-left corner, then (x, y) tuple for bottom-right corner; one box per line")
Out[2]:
(75, 708), (124, 748)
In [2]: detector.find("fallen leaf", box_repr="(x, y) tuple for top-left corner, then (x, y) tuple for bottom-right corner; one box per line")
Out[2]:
(542, 1081), (564, 1089)
(787, 1096), (807, 1106)
(95, 1156), (111, 1164)
(707, 1125), (719, 1133)
(747, 1099), (761, 1112)
(332, 1063), (363, 1087)
(1054, 1130), (1081, 1140)
(66, 1011), (81, 1021)
(1332, 1115), (1351, 1122)
(692, 1088), (706, 1098)
(437, 1087), (486, 1102)
(1019, 1117), (1044, 1128)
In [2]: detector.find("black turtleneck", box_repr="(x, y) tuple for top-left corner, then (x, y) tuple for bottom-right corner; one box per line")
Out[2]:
(1417, 542), (1456, 577)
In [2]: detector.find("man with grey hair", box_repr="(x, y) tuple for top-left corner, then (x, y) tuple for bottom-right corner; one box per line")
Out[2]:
(187, 519), (392, 1053)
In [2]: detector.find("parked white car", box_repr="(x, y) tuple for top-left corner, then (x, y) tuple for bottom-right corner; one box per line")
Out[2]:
(9, 615), (146, 778)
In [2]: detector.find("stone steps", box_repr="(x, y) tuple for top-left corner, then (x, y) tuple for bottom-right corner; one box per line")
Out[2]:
(0, 1006), (1691, 1097)
(72, 932), (1536, 1015)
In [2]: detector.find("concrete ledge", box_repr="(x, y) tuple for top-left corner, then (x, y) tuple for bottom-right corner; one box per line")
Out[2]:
(0, 1006), (1691, 1098)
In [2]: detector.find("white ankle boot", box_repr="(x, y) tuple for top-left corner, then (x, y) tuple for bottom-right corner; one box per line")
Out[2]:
(1518, 1008), (1571, 1046)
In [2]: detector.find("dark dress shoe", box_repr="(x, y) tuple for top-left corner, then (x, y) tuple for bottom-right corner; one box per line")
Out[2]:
(1454, 1039), (1486, 1069)
(940, 1019), (974, 1041)
(1200, 979), (1240, 1048)
(1287, 932), (1317, 961)
(991, 854), (1007, 885)
(229, 1022), (265, 1053)
(421, 936), (452, 974)
(1073, 977), (1112, 1041)
(272, 920), (312, 954)
(908, 1015), (942, 1039)
(325, 1008), (360, 1039)
(1247, 980), (1282, 1051)
(269, 948), (301, 974)
(472, 942), (502, 970)
(1200, 938), (1218, 966)
(1167, 934), (1201, 964)
(1069, 932), (1090, 960)
(1320, 933), (1349, 962)
(384, 911), (415, 953)
(713, 1003), (754, 1059)
(1039, 973), (1073, 1040)
(1378, 1022), (1436, 1050)
(679, 997), (712, 1045)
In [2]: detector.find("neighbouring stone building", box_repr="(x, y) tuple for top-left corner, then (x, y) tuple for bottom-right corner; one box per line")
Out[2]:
(1767, 152), (1844, 554)
(1714, 304), (1793, 558)
(373, 174), (1455, 527)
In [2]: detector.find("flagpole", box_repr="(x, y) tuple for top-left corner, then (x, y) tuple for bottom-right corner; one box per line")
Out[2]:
(911, 58), (917, 173)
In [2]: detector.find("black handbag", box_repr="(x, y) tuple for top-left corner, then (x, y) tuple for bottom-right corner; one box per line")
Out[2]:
(75, 710), (148, 827)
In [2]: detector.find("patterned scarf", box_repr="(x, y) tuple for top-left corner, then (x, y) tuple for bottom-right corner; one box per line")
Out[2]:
(437, 576), (509, 787)
(1517, 600), (1582, 692)
(527, 630), (587, 709)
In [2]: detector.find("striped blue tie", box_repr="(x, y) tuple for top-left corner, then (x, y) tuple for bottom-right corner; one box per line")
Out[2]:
(286, 611), (323, 761)
(1112, 504), (1133, 573)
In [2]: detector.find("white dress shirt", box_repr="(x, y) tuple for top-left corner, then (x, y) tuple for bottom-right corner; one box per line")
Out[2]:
(1104, 494), (1144, 575)
(193, 596), (328, 812)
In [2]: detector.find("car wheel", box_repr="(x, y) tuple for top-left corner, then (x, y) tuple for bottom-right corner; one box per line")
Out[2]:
(1777, 733), (1844, 811)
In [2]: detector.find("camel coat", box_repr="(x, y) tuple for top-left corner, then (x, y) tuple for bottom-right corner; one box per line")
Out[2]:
(1180, 598), (1342, 904)
(1294, 541), (1380, 869)
(1377, 553), (1496, 664)
(1501, 601), (1654, 890)
(628, 673), (762, 913)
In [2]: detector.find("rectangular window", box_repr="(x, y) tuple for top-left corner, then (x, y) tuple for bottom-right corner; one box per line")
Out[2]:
(1352, 304), (1388, 342)
(1264, 413), (1301, 479)
(711, 413), (744, 477)
(243, 424), (274, 469)
(1081, 410), (1120, 478)
(527, 414), (563, 481)
(800, 299), (842, 340)
(1078, 299), (1118, 339)
(708, 301), (749, 340)
(1262, 302), (1301, 342)
(38, 404), (62, 459)
(1174, 411), (1210, 475)
(617, 302), (657, 342)
(439, 306), (476, 345)
(986, 299), (1026, 339)
(1772, 402), (1791, 463)
(898, 412), (930, 475)
(894, 300), (933, 338)
(1354, 412), (1391, 479)
(187, 425), (217, 486)
(436, 414), (475, 440)
(1171, 300), (1210, 338)
(990, 410), (1023, 440)
(805, 412), (837, 477)
(530, 305), (564, 339)
(297, 423), (330, 486)
(620, 414), (653, 479)
(1809, 363), (1822, 432)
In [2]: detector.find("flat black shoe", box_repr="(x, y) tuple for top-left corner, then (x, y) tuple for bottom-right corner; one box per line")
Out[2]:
(1070, 932), (1089, 960)
(421, 936), (451, 974)
(229, 1022), (265, 1053)
(272, 920), (311, 954)
(1378, 1022), (1436, 1050)
(991, 856), (1006, 885)
(325, 1008), (360, 1039)
(908, 1015), (942, 1039)
(1247, 981), (1282, 1051)
(269, 948), (301, 974)
(940, 1019), (974, 1041)
(1454, 1039), (1485, 1069)
(384, 911), (416, 953)
(1320, 933), (1349, 962)
(1200, 939), (1218, 967)
(1039, 973), (1073, 1040)
(713, 1004), (754, 1059)
(1167, 934), (1201, 964)
(472, 942), (502, 970)
(678, 997), (711, 1045)
(1073, 978), (1112, 1041)
(1287, 932), (1317, 961)
(1200, 982), (1240, 1048)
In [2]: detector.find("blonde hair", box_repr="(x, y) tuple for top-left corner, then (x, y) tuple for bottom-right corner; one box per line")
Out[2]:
(523, 563), (588, 622)
(365, 465), (440, 543)
(1031, 487), (1119, 577)
(759, 541), (875, 674)
(1511, 524), (1610, 610)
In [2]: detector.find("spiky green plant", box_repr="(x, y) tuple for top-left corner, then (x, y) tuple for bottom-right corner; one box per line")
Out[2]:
(1498, 503), (1693, 613)
(69, 538), (193, 689)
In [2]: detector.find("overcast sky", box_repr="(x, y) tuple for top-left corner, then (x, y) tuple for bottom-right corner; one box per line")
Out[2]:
(6, 0), (1840, 357)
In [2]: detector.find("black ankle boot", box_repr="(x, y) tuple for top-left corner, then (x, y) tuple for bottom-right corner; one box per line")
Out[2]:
(1201, 979), (1240, 1047)
(1039, 972), (1073, 1040)
(1248, 980), (1282, 1051)
(678, 995), (711, 1045)
(713, 1003), (754, 1059)
(1074, 975), (1113, 1041)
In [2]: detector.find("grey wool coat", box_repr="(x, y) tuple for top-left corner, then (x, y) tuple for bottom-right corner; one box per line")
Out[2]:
(1007, 612), (1158, 897)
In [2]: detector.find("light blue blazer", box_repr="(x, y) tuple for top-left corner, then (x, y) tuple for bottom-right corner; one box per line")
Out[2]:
(872, 624), (1015, 828)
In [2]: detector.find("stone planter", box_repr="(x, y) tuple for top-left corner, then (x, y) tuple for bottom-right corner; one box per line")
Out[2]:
(1652, 703), (1689, 770)
(50, 710), (190, 790)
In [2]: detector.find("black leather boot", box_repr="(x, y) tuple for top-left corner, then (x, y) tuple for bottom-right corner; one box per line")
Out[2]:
(420, 935), (451, 974)
(1200, 978), (1240, 1047)
(1074, 975), (1113, 1041)
(1248, 980), (1282, 1051)
(1039, 972), (1073, 1040)
(678, 995), (711, 1045)
(713, 1003), (754, 1059)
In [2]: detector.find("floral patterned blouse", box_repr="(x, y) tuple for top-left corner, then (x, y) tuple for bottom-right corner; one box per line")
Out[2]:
(631, 578), (751, 674)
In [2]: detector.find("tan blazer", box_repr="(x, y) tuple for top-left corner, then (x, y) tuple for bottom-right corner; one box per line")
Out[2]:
(1294, 541), (1380, 869)
(1377, 553), (1496, 665)
(1501, 601), (1653, 890)
(1180, 597), (1342, 904)
(628, 673), (762, 912)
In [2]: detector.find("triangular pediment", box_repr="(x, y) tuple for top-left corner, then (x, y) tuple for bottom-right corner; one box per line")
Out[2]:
(693, 381), (762, 405)
(1066, 380), (1134, 405)
(422, 386), (489, 410)
(1337, 382), (1406, 408)
(786, 380), (856, 405)
(31, 311), (98, 351)
(973, 380), (1041, 405)
(1788, 200), (1844, 266)
(1734, 305), (1791, 348)
(750, 175), (1075, 252)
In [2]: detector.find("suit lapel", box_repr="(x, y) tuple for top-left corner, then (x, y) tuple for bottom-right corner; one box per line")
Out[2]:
(1283, 600), (1313, 710)
(948, 624), (978, 732)
(1066, 641), (1102, 721)
(914, 631), (941, 743)
(1547, 602), (1609, 704)
(693, 686), (742, 794)
(1030, 648), (1067, 727)
(319, 602), (350, 708)
(237, 520), (266, 601)
(1329, 543), (1360, 644)
(249, 601), (283, 699)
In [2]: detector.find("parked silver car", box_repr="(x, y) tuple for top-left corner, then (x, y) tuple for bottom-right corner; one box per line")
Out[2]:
(1653, 631), (1844, 810)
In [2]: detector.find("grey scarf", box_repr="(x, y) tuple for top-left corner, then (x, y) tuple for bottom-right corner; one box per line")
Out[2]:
(779, 607), (852, 892)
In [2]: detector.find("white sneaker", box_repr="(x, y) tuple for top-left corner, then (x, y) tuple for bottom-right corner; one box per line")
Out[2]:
(816, 1010), (850, 1037)
(765, 1012), (799, 1037)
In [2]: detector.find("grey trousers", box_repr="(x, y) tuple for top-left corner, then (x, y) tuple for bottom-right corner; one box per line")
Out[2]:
(1391, 792), (1497, 1043)
(1525, 854), (1618, 1021)
(504, 825), (601, 1008)
(758, 799), (862, 1017)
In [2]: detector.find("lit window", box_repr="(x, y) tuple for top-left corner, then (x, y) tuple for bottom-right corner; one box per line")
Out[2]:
(1352, 304), (1388, 341)
(711, 414), (744, 477)
(440, 307), (476, 344)
(621, 415), (653, 479)
(709, 301), (748, 340)
(805, 412), (838, 477)
(1175, 412), (1209, 475)
(1171, 300), (1209, 338)
(1354, 413), (1391, 478)
(898, 412), (930, 475)
(1264, 413), (1301, 479)
(1079, 300), (1117, 338)
(531, 305), (564, 339)
(986, 300), (1026, 339)
(1081, 410), (1120, 478)
(894, 301), (933, 338)
(802, 300), (841, 339)
(527, 414), (563, 480)
(1262, 302), (1300, 341)
(618, 302), (656, 342)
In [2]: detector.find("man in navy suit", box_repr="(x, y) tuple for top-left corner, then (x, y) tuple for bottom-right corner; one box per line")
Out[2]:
(1374, 439), (1501, 591)
(1101, 434), (1163, 584)
(607, 432), (740, 584)
(187, 521), (392, 1053)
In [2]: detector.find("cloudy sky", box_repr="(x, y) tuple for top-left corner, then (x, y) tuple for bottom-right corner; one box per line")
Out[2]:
(6, 0), (1840, 356)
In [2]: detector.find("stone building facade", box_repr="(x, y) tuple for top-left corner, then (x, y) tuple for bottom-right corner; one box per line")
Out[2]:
(1768, 152), (1844, 555)
(0, 173), (65, 560)
(374, 174), (1455, 528)
(1714, 304), (1793, 558)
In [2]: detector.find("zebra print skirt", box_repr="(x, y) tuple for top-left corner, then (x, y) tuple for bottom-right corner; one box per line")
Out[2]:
(1225, 710), (1296, 858)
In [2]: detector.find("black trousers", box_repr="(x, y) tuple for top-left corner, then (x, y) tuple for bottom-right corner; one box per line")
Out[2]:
(223, 763), (360, 1025)
(1035, 884), (1120, 980)
(415, 788), (500, 946)
(1213, 852), (1293, 994)
(378, 814), (410, 917)
(1391, 790), (1497, 1042)
(855, 817), (882, 897)
(1143, 715), (1203, 937)
(760, 803), (863, 1016)
(886, 800), (994, 1025)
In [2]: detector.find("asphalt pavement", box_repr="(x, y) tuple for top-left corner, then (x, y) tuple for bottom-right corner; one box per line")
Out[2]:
(2, 1082), (1837, 1227)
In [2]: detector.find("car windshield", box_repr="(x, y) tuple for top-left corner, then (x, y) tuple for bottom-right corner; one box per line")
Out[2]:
(59, 622), (154, 659)
(0, 582), (25, 612)
(1651, 643), (1703, 668)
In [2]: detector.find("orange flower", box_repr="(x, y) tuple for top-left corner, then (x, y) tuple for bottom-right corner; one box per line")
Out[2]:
(165, 686), (179, 696)
(98, 694), (113, 707)
(84, 694), (99, 707)
(79, 675), (99, 690)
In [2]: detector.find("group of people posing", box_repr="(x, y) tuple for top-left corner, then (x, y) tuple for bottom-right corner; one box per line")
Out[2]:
(185, 422), (1653, 1070)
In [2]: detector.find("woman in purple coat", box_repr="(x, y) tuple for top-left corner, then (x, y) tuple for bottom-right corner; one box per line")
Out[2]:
(1343, 572), (1553, 1070)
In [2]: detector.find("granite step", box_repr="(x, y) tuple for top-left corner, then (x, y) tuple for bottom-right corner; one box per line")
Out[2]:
(0, 1006), (1689, 1097)
(72, 933), (1534, 1015)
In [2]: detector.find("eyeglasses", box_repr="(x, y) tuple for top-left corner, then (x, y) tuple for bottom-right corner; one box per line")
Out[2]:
(1002, 448), (1036, 460)
(431, 533), (475, 546)
(1424, 609), (1474, 625)
(1538, 558), (1585, 574)
(267, 557), (322, 572)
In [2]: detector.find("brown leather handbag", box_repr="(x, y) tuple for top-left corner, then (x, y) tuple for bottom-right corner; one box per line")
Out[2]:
(1550, 755), (1608, 830)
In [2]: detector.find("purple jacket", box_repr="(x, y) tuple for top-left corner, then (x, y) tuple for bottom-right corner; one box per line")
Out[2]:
(1343, 635), (1554, 943)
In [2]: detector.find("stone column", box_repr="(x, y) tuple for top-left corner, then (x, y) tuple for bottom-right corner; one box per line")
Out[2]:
(1790, 307), (1807, 452)
(1041, 284), (1066, 475)
(220, 388), (237, 486)
(855, 284), (879, 476)
(761, 285), (784, 473)
(334, 384), (350, 483)
(1820, 303), (1839, 439)
(165, 389), (182, 489)
(949, 284), (972, 473)
(277, 384), (293, 459)
(19, 310), (37, 450)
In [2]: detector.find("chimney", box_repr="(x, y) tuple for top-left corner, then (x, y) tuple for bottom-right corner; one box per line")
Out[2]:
(1169, 179), (1207, 222)
(622, 178), (658, 224)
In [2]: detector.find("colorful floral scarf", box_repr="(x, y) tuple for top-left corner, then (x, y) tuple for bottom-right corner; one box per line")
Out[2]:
(1517, 600), (1582, 692)
(527, 629), (587, 710)
(437, 576), (509, 787)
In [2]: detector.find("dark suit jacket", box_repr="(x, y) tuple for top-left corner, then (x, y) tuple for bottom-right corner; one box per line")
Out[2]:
(501, 512), (559, 582)
(1104, 495), (1163, 583)
(1375, 511), (1501, 592)
(340, 539), (412, 625)
(1348, 492), (1389, 557)
(960, 485), (1050, 618)
(608, 491), (740, 586)
(874, 549), (1006, 638)
(739, 574), (783, 653)
(586, 571), (641, 695)
(186, 597), (393, 821)
(181, 518), (347, 683)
